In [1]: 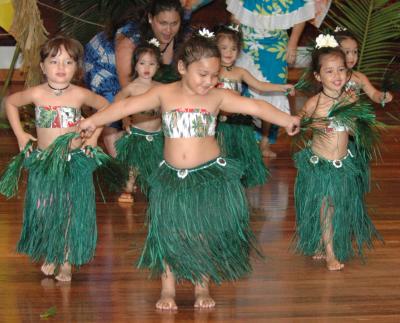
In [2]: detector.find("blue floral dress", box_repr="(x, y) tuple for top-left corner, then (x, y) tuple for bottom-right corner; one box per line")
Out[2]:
(226, 0), (315, 113)
(84, 22), (140, 103)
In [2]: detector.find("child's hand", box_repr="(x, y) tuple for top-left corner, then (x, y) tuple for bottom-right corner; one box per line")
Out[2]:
(283, 84), (295, 96)
(380, 91), (393, 104)
(82, 143), (97, 157)
(285, 116), (301, 136)
(17, 132), (36, 155)
(79, 119), (96, 138)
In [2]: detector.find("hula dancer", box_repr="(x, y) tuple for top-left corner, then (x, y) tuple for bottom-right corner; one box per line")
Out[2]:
(80, 29), (300, 310)
(1, 36), (109, 281)
(115, 39), (163, 202)
(334, 27), (393, 104)
(215, 24), (295, 187)
(294, 34), (382, 271)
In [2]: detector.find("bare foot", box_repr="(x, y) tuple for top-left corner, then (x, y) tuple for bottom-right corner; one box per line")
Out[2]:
(194, 284), (215, 309)
(326, 257), (344, 271)
(55, 263), (72, 282)
(260, 138), (277, 158)
(41, 263), (56, 276)
(118, 192), (134, 203)
(156, 291), (177, 311)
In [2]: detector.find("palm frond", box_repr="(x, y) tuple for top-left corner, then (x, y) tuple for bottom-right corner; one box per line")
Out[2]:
(56, 0), (148, 44)
(325, 0), (400, 85)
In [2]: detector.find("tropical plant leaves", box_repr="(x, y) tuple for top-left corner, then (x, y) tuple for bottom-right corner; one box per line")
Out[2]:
(324, 0), (400, 85)
(57, 0), (148, 44)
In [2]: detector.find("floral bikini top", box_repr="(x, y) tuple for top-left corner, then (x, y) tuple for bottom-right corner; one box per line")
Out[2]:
(217, 78), (242, 93)
(35, 106), (81, 128)
(162, 108), (217, 138)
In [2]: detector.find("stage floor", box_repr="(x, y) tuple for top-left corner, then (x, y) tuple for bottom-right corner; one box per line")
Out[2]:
(0, 121), (399, 322)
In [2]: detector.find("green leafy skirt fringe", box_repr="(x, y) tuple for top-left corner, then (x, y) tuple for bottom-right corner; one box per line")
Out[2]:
(137, 157), (262, 284)
(18, 148), (98, 266)
(115, 127), (163, 196)
(217, 117), (269, 188)
(294, 147), (381, 262)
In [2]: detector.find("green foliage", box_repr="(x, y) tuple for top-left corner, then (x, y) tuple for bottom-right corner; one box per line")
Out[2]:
(59, 0), (148, 44)
(39, 306), (57, 319)
(325, 0), (400, 84)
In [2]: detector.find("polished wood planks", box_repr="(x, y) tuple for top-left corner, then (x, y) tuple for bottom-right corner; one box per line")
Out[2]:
(0, 123), (399, 322)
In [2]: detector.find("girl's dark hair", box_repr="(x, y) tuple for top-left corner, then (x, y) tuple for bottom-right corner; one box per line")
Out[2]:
(40, 35), (84, 79)
(131, 41), (162, 79)
(214, 24), (243, 52)
(311, 47), (346, 73)
(333, 30), (358, 46)
(177, 31), (221, 67)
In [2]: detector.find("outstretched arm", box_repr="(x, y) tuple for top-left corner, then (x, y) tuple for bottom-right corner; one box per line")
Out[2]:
(239, 67), (295, 95)
(357, 72), (393, 104)
(219, 90), (300, 135)
(80, 86), (162, 136)
(5, 88), (37, 150)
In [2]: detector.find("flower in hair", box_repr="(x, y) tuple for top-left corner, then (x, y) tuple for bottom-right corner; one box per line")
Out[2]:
(227, 24), (239, 32)
(148, 38), (160, 48)
(334, 26), (347, 32)
(198, 28), (215, 38)
(315, 34), (339, 49)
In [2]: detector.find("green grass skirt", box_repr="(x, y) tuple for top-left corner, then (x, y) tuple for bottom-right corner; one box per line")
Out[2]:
(18, 149), (98, 266)
(217, 118), (269, 188)
(115, 127), (163, 196)
(294, 147), (381, 262)
(137, 157), (262, 284)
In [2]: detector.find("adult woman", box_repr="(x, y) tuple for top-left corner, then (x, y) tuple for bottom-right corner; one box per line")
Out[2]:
(84, 0), (187, 156)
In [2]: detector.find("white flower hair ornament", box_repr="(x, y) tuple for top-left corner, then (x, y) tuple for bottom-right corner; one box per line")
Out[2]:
(198, 28), (215, 39)
(315, 34), (339, 49)
(334, 26), (347, 33)
(227, 24), (239, 32)
(148, 38), (160, 48)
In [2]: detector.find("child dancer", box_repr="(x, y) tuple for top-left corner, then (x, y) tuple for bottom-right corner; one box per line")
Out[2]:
(215, 24), (294, 187)
(80, 29), (300, 310)
(334, 28), (393, 104)
(294, 35), (381, 271)
(2, 36), (108, 281)
(115, 39), (163, 202)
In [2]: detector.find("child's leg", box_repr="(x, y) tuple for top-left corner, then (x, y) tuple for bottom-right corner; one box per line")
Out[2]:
(118, 168), (135, 203)
(259, 121), (277, 158)
(41, 263), (56, 276)
(194, 276), (215, 309)
(55, 262), (72, 282)
(156, 264), (177, 311)
(320, 199), (344, 271)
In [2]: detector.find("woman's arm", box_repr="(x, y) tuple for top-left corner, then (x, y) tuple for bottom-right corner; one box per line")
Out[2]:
(219, 90), (300, 135)
(239, 67), (295, 94)
(115, 34), (136, 88)
(287, 22), (305, 65)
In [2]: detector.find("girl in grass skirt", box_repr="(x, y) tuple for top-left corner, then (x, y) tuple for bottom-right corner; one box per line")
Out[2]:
(114, 39), (164, 201)
(0, 36), (109, 282)
(215, 25), (295, 187)
(294, 35), (382, 271)
(80, 29), (300, 310)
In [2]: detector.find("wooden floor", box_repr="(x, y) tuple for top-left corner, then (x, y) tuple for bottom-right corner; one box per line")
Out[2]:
(0, 113), (399, 322)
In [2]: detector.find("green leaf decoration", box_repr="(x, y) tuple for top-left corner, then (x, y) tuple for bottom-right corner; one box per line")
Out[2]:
(39, 306), (57, 319)
(324, 0), (400, 85)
